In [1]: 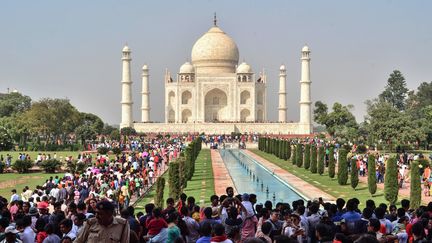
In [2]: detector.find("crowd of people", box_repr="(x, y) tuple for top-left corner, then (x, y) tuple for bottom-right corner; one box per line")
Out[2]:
(2, 183), (432, 243)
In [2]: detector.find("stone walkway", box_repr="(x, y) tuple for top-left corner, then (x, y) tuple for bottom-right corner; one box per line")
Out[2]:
(243, 150), (336, 202)
(210, 149), (238, 195)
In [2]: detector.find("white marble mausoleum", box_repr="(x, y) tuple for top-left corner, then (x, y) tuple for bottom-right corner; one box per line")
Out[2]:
(120, 18), (313, 134)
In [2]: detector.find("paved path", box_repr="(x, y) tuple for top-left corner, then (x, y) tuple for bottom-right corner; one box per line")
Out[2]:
(244, 150), (336, 202)
(210, 149), (238, 195)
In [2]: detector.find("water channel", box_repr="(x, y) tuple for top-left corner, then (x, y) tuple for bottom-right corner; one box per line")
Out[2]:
(219, 149), (307, 204)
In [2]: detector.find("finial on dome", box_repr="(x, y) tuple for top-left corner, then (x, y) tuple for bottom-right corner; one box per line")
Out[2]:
(213, 12), (217, 26)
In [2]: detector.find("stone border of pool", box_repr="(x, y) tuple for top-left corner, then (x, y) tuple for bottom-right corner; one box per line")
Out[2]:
(211, 149), (238, 195)
(243, 150), (335, 202)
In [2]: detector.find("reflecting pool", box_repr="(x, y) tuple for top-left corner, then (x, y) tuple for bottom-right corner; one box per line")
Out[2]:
(219, 149), (306, 204)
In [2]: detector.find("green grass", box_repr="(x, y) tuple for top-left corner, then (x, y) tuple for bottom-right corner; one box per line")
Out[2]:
(250, 149), (399, 206)
(134, 149), (215, 212)
(0, 172), (64, 199)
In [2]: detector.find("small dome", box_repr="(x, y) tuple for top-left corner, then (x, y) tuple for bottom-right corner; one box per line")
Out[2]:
(302, 45), (310, 52)
(142, 64), (148, 70)
(179, 62), (195, 73)
(236, 62), (252, 73)
(279, 64), (286, 70)
(122, 45), (131, 52)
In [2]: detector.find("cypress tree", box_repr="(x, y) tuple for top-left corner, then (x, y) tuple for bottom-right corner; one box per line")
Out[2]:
(410, 160), (421, 209)
(350, 158), (359, 190)
(275, 139), (279, 157)
(318, 146), (325, 175)
(178, 157), (187, 189)
(154, 177), (165, 208)
(384, 156), (399, 205)
(265, 138), (269, 153)
(328, 146), (336, 178)
(292, 144), (297, 165)
(169, 162), (181, 200)
(283, 140), (288, 160)
(279, 140), (284, 159)
(296, 144), (303, 167)
(337, 149), (348, 185)
(367, 154), (377, 195)
(310, 145), (317, 173)
(304, 144), (311, 170)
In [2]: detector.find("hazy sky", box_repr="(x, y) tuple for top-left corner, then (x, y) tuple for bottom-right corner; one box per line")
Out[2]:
(1, 1), (431, 125)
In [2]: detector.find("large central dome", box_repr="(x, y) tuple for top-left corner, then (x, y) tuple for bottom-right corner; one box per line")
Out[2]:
(191, 26), (239, 73)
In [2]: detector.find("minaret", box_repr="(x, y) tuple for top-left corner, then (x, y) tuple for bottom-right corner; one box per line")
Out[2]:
(141, 64), (150, 122)
(278, 64), (287, 122)
(299, 45), (312, 133)
(120, 45), (133, 128)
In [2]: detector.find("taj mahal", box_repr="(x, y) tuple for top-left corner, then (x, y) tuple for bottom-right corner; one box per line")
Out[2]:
(120, 17), (313, 134)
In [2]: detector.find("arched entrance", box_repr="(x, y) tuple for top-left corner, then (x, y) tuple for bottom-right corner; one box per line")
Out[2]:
(204, 88), (228, 122)
(240, 109), (250, 122)
(181, 109), (192, 123)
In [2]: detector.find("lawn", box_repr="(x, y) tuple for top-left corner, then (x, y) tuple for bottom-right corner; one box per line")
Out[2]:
(250, 149), (398, 207)
(134, 149), (215, 212)
(0, 172), (65, 199)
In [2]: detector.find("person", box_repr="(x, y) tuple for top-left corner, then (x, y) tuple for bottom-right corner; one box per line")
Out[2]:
(74, 200), (130, 243)
(10, 190), (19, 203)
(211, 223), (233, 243)
(41, 224), (61, 243)
(196, 222), (212, 243)
(18, 216), (35, 243)
(59, 219), (76, 241)
(1, 226), (22, 243)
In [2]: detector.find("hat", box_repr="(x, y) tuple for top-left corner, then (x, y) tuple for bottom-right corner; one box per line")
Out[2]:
(37, 201), (48, 209)
(241, 193), (250, 201)
(96, 200), (114, 211)
(5, 226), (19, 234)
(28, 207), (38, 215)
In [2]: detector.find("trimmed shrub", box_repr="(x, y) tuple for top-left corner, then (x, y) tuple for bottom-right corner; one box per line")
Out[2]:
(296, 144), (303, 167)
(286, 141), (292, 160)
(97, 146), (109, 155)
(328, 146), (335, 178)
(169, 162), (181, 200)
(318, 146), (325, 175)
(112, 147), (122, 155)
(410, 160), (421, 209)
(304, 144), (311, 170)
(356, 144), (367, 154)
(310, 145), (317, 173)
(40, 159), (62, 173)
(12, 159), (33, 173)
(154, 177), (165, 208)
(178, 157), (187, 189)
(337, 149), (348, 185)
(384, 156), (399, 205)
(66, 160), (87, 174)
(367, 154), (377, 195)
(350, 158), (359, 190)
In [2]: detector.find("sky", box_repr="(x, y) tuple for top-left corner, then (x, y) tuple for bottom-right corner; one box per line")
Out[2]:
(1, 1), (431, 125)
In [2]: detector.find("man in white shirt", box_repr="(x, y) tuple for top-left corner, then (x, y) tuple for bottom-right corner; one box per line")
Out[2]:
(10, 189), (19, 203)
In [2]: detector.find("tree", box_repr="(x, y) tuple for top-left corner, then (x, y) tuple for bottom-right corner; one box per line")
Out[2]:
(304, 144), (311, 170)
(286, 141), (292, 160)
(310, 145), (317, 173)
(367, 154), (377, 196)
(0, 92), (31, 117)
(154, 177), (165, 208)
(169, 162), (181, 200)
(365, 100), (423, 145)
(337, 149), (348, 185)
(120, 127), (137, 136)
(328, 146), (335, 178)
(379, 70), (409, 111)
(313, 101), (359, 139)
(318, 146), (325, 175)
(384, 156), (399, 205)
(350, 158), (359, 190)
(0, 127), (13, 151)
(79, 112), (104, 134)
(410, 160), (422, 209)
(74, 125), (97, 146)
(296, 144), (303, 168)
